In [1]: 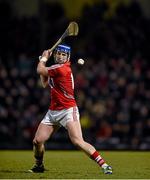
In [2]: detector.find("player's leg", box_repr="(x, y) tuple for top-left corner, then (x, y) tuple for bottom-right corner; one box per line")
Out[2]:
(33, 123), (57, 165)
(29, 123), (59, 172)
(66, 120), (95, 154)
(66, 120), (112, 174)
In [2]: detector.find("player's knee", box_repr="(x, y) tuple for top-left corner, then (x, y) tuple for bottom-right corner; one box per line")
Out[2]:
(33, 137), (43, 145)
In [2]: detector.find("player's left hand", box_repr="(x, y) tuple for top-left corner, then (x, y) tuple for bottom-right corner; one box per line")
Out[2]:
(39, 50), (52, 63)
(42, 50), (52, 59)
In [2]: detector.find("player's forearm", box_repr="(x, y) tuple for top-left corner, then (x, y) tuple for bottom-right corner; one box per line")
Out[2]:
(37, 50), (51, 76)
(37, 61), (48, 76)
(37, 61), (45, 73)
(40, 75), (48, 88)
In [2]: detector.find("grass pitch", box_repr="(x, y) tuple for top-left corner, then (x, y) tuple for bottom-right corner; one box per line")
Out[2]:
(0, 150), (149, 179)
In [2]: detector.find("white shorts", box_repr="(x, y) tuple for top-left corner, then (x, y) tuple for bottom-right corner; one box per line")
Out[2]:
(41, 106), (80, 128)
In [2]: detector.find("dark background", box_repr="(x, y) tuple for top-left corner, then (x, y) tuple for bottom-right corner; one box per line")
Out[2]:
(0, 0), (150, 150)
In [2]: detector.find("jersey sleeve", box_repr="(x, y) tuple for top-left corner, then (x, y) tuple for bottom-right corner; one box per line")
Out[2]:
(47, 64), (64, 77)
(48, 68), (56, 77)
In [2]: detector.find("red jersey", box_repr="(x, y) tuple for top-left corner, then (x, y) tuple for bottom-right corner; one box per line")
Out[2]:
(47, 62), (76, 110)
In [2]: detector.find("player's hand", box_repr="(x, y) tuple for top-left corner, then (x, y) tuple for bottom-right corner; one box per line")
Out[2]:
(39, 50), (52, 63)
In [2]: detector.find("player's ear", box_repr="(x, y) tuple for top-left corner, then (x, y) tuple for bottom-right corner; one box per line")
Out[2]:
(68, 53), (70, 60)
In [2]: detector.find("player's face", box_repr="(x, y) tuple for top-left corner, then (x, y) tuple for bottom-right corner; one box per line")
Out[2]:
(54, 51), (68, 64)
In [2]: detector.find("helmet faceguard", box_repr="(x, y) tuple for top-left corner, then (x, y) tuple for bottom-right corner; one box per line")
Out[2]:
(54, 44), (71, 64)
